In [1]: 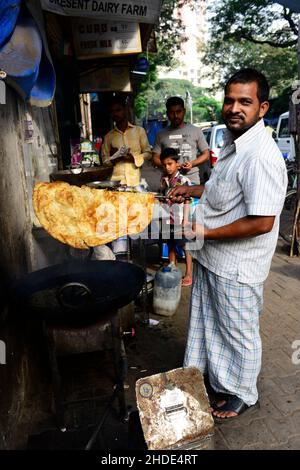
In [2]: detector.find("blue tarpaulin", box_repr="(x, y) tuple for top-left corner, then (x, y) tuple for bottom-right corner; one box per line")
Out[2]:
(0, 0), (21, 47)
(0, 0), (56, 106)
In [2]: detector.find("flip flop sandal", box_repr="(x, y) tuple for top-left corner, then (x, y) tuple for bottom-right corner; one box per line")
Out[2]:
(213, 395), (260, 423)
(209, 392), (232, 409)
(202, 375), (231, 408)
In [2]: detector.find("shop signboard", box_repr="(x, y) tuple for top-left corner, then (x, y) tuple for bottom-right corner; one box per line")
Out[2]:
(72, 19), (141, 59)
(79, 66), (131, 92)
(41, 0), (163, 24)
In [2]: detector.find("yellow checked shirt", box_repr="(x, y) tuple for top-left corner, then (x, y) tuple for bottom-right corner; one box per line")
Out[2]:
(102, 123), (151, 186)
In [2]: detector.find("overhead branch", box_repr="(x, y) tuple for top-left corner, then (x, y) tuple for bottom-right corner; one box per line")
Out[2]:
(283, 7), (299, 36)
(233, 32), (297, 48)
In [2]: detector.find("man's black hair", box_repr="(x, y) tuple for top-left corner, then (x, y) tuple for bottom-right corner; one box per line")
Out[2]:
(166, 96), (185, 110)
(225, 68), (270, 103)
(160, 147), (180, 162)
(109, 94), (127, 108)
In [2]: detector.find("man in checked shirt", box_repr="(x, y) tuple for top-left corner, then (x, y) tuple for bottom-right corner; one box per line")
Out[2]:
(169, 69), (288, 421)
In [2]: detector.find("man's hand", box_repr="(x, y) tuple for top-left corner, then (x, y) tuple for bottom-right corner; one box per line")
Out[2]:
(181, 222), (196, 240)
(152, 153), (162, 168)
(167, 185), (191, 203)
(124, 151), (135, 162)
(109, 146), (122, 164)
(181, 161), (193, 171)
(168, 184), (204, 201)
(111, 157), (122, 164)
(110, 147), (118, 156)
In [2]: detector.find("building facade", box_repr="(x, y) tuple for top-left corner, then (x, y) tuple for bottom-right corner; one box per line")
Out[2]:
(158, 0), (213, 89)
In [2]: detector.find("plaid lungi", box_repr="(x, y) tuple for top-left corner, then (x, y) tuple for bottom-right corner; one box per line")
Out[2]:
(184, 262), (264, 405)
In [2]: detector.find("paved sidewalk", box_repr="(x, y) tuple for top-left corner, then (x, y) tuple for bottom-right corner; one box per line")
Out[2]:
(211, 240), (300, 450)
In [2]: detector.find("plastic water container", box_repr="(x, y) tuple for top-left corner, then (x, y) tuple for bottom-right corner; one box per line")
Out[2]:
(153, 263), (182, 317)
(112, 236), (128, 254)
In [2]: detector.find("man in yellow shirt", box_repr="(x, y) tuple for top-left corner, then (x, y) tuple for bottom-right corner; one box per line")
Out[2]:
(102, 96), (151, 186)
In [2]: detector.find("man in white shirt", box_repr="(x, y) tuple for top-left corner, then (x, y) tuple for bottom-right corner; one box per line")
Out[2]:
(169, 69), (287, 421)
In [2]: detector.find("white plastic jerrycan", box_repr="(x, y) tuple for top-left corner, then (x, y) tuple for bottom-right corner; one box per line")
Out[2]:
(153, 263), (182, 317)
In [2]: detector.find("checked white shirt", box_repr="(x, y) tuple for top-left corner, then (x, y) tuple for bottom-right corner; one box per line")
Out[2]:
(192, 119), (287, 284)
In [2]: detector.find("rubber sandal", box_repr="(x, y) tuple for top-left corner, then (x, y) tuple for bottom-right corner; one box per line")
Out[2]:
(213, 395), (260, 423)
(182, 277), (192, 286)
(209, 393), (231, 409)
(202, 375), (231, 408)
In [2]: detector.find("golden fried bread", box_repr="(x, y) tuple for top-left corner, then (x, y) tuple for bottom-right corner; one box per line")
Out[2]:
(33, 181), (155, 249)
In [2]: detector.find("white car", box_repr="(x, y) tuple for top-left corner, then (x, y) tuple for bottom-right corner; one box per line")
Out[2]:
(202, 124), (226, 167)
(276, 111), (295, 162)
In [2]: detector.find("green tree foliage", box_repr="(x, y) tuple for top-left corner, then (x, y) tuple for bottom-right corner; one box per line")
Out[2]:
(267, 87), (292, 118)
(205, 39), (297, 95)
(154, 0), (189, 69)
(134, 0), (196, 118)
(135, 78), (221, 123)
(193, 95), (222, 123)
(205, 0), (299, 97)
(208, 0), (298, 48)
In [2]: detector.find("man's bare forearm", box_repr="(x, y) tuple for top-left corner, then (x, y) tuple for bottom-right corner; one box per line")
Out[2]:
(152, 153), (162, 168)
(203, 216), (275, 240)
(191, 149), (210, 167)
(184, 185), (205, 198)
(168, 184), (205, 201)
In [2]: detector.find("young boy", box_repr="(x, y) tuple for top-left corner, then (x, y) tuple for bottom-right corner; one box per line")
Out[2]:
(159, 148), (193, 286)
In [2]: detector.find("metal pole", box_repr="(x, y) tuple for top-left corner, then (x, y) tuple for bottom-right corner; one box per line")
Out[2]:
(86, 93), (93, 142)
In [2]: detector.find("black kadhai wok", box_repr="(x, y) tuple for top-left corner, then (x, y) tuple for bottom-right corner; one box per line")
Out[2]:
(11, 260), (145, 326)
